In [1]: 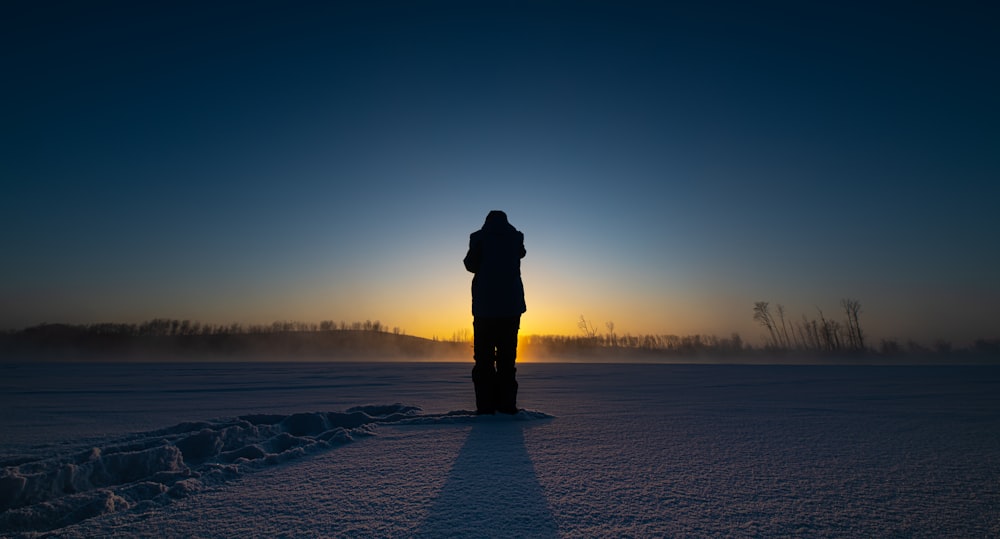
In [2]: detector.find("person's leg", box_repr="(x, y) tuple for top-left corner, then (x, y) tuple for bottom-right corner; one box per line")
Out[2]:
(494, 315), (520, 414)
(472, 317), (498, 414)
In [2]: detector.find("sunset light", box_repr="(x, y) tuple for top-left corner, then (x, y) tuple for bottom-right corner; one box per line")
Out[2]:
(1, 2), (997, 349)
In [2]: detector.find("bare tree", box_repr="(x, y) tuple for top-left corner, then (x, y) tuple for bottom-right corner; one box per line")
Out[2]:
(810, 318), (821, 350)
(753, 302), (779, 348)
(578, 315), (598, 338)
(776, 304), (792, 349)
(816, 308), (839, 351)
(450, 328), (471, 343)
(841, 299), (864, 351)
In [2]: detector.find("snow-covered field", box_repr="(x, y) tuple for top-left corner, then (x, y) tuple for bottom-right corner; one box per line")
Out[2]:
(1, 361), (998, 538)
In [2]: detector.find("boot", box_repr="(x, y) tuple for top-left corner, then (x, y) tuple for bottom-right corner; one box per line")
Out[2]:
(494, 373), (519, 414)
(472, 365), (496, 414)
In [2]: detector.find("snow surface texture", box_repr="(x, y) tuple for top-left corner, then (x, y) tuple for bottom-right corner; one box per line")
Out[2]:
(1, 362), (999, 537)
(0, 403), (549, 535)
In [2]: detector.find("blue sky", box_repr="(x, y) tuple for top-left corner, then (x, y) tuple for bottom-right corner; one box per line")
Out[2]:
(2, 1), (998, 344)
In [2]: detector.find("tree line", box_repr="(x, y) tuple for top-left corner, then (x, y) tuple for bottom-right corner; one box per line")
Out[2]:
(3, 308), (997, 362)
(0, 319), (467, 362)
(15, 318), (405, 338)
(750, 298), (999, 359)
(752, 299), (865, 353)
(521, 304), (998, 362)
(520, 315), (747, 360)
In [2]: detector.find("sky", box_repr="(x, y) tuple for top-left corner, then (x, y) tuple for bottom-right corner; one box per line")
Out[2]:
(2, 1), (998, 346)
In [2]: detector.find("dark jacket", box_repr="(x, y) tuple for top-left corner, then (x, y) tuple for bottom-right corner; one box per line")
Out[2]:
(464, 211), (527, 317)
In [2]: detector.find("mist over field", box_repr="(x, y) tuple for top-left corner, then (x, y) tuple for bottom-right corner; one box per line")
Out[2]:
(3, 315), (998, 365)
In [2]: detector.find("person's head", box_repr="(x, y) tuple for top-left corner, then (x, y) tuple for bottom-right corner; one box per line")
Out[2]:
(484, 210), (508, 227)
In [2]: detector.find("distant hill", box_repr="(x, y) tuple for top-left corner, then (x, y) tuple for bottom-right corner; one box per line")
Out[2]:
(0, 324), (469, 362)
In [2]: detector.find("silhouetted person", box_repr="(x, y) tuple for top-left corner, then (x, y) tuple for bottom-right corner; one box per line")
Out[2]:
(463, 210), (526, 414)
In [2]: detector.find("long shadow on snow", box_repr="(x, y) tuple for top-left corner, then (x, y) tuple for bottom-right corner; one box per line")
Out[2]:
(415, 417), (558, 538)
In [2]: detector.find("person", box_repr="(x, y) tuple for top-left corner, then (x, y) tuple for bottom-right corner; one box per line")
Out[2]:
(463, 210), (526, 414)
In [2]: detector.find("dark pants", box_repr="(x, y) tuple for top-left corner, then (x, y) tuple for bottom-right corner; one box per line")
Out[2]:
(472, 315), (520, 414)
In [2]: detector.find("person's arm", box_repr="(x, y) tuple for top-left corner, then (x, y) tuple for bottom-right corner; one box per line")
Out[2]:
(464, 236), (481, 273)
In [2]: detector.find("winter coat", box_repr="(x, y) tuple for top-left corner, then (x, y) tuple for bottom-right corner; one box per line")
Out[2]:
(464, 211), (527, 317)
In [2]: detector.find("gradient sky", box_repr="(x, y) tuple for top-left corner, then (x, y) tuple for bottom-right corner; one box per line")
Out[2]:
(2, 1), (998, 345)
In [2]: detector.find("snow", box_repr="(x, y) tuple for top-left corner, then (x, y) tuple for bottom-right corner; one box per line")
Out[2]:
(1, 362), (998, 537)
